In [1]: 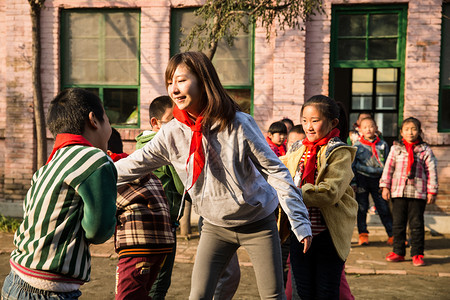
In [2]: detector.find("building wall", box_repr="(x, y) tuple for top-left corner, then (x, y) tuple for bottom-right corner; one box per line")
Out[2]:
(0, 0), (449, 221)
(304, 0), (450, 215)
(0, 1), (6, 202)
(2, 1), (35, 213)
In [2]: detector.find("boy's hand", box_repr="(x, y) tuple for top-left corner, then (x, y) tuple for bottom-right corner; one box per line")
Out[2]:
(301, 236), (312, 253)
(382, 188), (391, 201)
(427, 194), (436, 204)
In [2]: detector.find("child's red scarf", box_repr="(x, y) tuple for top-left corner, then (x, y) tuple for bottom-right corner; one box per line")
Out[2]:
(359, 136), (382, 165)
(108, 152), (129, 162)
(46, 134), (93, 164)
(301, 128), (340, 184)
(266, 136), (286, 157)
(173, 106), (204, 191)
(402, 138), (420, 176)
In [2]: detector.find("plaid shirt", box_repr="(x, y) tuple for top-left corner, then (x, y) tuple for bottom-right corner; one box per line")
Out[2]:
(380, 142), (438, 200)
(115, 174), (174, 258)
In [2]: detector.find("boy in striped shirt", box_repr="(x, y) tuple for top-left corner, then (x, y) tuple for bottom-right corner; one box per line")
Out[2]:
(1, 88), (117, 299)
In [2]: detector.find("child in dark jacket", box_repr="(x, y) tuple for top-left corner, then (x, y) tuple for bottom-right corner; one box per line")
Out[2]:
(352, 117), (393, 246)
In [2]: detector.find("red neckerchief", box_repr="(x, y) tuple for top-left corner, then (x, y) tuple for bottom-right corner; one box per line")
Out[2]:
(173, 106), (204, 191)
(402, 138), (420, 176)
(46, 134), (93, 164)
(108, 152), (129, 162)
(359, 136), (382, 165)
(266, 136), (286, 157)
(301, 128), (340, 184)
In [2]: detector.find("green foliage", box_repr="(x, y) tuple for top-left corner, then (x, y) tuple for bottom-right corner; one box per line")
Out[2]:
(0, 215), (21, 233)
(181, 0), (325, 58)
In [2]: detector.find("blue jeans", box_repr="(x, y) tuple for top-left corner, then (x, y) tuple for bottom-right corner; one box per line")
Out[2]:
(1, 270), (82, 300)
(290, 230), (344, 300)
(355, 174), (393, 237)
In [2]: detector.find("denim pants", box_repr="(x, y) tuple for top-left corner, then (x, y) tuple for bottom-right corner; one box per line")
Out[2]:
(355, 174), (393, 237)
(391, 197), (426, 257)
(290, 230), (344, 300)
(1, 270), (82, 300)
(190, 214), (285, 300)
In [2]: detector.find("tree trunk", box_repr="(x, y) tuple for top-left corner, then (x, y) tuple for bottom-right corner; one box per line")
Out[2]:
(179, 201), (192, 238)
(206, 40), (218, 60)
(30, 2), (47, 169)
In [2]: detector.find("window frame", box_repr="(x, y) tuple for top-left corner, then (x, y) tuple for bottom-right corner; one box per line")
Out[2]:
(439, 3), (450, 132)
(60, 8), (141, 128)
(330, 5), (408, 134)
(169, 7), (255, 115)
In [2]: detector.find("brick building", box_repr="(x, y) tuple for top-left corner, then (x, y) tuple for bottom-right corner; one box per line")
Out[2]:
(0, 0), (449, 232)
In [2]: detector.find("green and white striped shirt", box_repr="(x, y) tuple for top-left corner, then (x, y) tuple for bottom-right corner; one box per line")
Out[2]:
(11, 145), (117, 282)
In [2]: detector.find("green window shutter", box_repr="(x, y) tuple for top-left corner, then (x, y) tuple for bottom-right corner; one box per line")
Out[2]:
(330, 5), (407, 145)
(170, 8), (254, 114)
(61, 9), (141, 127)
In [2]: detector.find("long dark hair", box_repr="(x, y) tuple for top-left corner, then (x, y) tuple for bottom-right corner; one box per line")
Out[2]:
(165, 52), (240, 131)
(301, 95), (348, 141)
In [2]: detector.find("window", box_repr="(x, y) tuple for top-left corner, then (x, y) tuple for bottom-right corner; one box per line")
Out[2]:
(61, 10), (140, 127)
(439, 3), (450, 131)
(170, 8), (253, 114)
(330, 5), (407, 144)
(337, 13), (399, 61)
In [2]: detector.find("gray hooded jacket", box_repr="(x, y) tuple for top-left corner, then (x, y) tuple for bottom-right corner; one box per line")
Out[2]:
(115, 112), (312, 242)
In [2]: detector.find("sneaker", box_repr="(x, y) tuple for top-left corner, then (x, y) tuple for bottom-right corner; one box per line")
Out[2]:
(386, 252), (405, 262)
(358, 233), (369, 245)
(412, 255), (425, 266)
(387, 236), (394, 246)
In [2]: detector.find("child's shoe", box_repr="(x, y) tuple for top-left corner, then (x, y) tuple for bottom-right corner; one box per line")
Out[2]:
(412, 255), (425, 267)
(386, 252), (405, 262)
(387, 236), (394, 246)
(358, 233), (369, 245)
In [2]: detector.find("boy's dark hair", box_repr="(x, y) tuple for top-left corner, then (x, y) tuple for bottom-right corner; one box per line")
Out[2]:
(108, 128), (124, 154)
(47, 88), (105, 137)
(149, 96), (173, 120)
(268, 121), (288, 134)
(301, 95), (349, 141)
(281, 118), (294, 128)
(289, 124), (305, 134)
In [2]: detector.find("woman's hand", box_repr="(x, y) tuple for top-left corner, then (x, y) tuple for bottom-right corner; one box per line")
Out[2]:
(427, 194), (436, 204)
(301, 236), (312, 253)
(382, 188), (391, 201)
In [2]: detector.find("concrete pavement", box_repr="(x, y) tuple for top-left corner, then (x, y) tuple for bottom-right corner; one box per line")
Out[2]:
(1, 225), (449, 278)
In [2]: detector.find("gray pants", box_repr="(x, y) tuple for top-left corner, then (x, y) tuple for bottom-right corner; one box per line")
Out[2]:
(189, 214), (286, 300)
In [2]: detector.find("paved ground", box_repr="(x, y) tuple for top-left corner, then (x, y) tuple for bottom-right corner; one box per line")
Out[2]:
(82, 226), (450, 278)
(1, 225), (449, 299)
